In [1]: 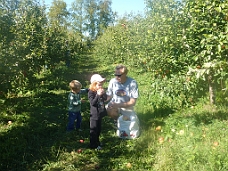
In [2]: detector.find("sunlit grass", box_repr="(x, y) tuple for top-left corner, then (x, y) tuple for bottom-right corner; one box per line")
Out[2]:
(153, 104), (228, 171)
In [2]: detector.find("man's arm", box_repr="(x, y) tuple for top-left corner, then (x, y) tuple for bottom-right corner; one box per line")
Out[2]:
(110, 98), (137, 108)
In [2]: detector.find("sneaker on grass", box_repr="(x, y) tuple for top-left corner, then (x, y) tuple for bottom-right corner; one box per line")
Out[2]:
(96, 146), (102, 150)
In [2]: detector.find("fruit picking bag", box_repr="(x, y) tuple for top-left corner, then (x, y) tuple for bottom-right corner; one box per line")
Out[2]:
(116, 115), (140, 139)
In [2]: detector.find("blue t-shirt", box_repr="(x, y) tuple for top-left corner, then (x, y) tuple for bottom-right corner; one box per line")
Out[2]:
(106, 77), (139, 104)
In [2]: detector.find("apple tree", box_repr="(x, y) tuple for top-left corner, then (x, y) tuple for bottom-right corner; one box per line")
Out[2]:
(0, 0), (49, 95)
(183, 0), (228, 104)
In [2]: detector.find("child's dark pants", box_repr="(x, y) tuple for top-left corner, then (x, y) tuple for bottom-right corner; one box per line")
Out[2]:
(90, 118), (102, 148)
(67, 111), (82, 131)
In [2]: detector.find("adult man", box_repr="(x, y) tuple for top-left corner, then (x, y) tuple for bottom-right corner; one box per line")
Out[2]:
(106, 64), (139, 119)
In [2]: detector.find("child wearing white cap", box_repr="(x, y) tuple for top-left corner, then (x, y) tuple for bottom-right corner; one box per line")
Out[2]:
(88, 74), (107, 150)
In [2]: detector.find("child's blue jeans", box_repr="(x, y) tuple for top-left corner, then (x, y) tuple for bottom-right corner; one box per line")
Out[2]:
(67, 111), (82, 131)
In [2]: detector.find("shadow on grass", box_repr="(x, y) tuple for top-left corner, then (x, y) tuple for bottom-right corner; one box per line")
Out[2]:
(191, 107), (228, 126)
(0, 92), (68, 170)
(138, 107), (175, 131)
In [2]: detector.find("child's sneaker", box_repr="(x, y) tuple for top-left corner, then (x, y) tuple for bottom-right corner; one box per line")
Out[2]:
(77, 129), (83, 132)
(96, 146), (102, 150)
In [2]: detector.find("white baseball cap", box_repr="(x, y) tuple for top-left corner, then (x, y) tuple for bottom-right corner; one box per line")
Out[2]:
(90, 74), (106, 83)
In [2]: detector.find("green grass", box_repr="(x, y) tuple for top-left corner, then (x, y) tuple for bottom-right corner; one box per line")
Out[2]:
(0, 56), (228, 171)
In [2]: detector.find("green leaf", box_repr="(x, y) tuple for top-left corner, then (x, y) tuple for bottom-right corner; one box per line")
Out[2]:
(215, 6), (222, 13)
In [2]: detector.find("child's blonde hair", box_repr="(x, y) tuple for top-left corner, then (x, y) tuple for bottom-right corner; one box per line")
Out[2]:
(69, 80), (82, 90)
(89, 81), (97, 92)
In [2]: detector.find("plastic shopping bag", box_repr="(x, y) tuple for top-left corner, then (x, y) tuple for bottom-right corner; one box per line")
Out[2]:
(116, 115), (140, 139)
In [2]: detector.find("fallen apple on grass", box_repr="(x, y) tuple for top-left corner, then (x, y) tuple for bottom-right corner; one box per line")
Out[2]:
(158, 137), (164, 144)
(213, 141), (219, 146)
(126, 162), (132, 168)
(77, 149), (82, 153)
(79, 139), (84, 143)
(155, 126), (161, 131)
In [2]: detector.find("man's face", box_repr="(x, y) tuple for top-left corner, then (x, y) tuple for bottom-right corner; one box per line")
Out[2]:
(114, 68), (126, 83)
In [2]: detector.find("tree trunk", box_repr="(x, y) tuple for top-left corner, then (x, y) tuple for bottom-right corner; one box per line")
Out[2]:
(208, 74), (215, 104)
